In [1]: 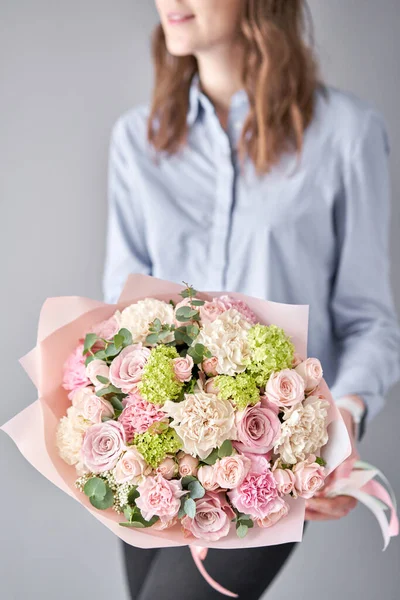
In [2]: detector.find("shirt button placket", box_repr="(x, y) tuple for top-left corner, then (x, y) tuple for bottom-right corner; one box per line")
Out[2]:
(207, 137), (235, 291)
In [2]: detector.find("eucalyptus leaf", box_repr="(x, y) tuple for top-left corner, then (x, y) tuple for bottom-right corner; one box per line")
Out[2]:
(191, 300), (205, 306)
(119, 521), (146, 528)
(113, 334), (124, 350)
(83, 477), (106, 499)
(127, 487), (140, 505)
(90, 487), (114, 510)
(218, 439), (233, 458)
(83, 333), (98, 354)
(202, 449), (219, 466)
(109, 396), (124, 411)
(119, 328), (133, 346)
(181, 475), (197, 488)
(188, 480), (205, 500)
(105, 343), (119, 358)
(85, 354), (96, 367)
(93, 350), (107, 361)
(236, 523), (249, 539)
(145, 333), (159, 345)
(96, 375), (109, 385)
(184, 497), (196, 519)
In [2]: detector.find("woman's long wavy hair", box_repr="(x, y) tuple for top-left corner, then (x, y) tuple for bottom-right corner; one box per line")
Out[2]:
(147, 0), (324, 175)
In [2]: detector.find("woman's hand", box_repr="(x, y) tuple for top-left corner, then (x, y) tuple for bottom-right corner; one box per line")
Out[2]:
(305, 405), (361, 521)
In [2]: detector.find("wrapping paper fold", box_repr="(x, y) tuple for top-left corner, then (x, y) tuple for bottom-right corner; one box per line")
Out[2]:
(1, 274), (351, 549)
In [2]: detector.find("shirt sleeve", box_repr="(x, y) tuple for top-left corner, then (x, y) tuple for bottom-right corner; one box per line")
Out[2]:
(329, 109), (400, 422)
(102, 116), (152, 303)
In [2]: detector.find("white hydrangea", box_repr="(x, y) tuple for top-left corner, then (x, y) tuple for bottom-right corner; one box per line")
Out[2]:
(56, 406), (90, 474)
(114, 298), (175, 343)
(274, 396), (330, 464)
(164, 390), (237, 460)
(194, 308), (252, 376)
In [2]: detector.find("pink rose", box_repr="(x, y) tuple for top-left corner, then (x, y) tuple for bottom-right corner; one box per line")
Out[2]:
(293, 455), (326, 499)
(197, 465), (220, 491)
(173, 355), (194, 382)
(264, 368), (305, 408)
(204, 376), (219, 395)
(178, 454), (199, 477)
(136, 474), (186, 523)
(202, 356), (219, 377)
(109, 343), (151, 393)
(214, 455), (251, 489)
(259, 394), (280, 415)
(118, 397), (166, 441)
(228, 459), (279, 520)
(295, 358), (323, 394)
(272, 468), (296, 495)
(256, 497), (289, 528)
(72, 387), (114, 424)
(114, 448), (149, 484)
(235, 403), (281, 454)
(81, 421), (126, 473)
(85, 359), (110, 390)
(216, 296), (258, 325)
(199, 301), (226, 324)
(91, 316), (119, 341)
(156, 457), (178, 480)
(181, 491), (235, 541)
(62, 343), (90, 399)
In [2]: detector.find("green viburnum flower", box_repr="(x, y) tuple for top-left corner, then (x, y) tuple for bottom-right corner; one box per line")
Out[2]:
(215, 373), (260, 411)
(138, 345), (183, 405)
(133, 427), (182, 468)
(245, 324), (295, 387)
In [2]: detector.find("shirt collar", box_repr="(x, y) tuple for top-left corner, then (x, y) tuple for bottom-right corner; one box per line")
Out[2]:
(187, 73), (249, 127)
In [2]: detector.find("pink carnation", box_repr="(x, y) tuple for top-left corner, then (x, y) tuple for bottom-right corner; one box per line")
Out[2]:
(256, 497), (290, 528)
(91, 316), (119, 340)
(136, 474), (186, 524)
(62, 343), (90, 400)
(118, 397), (166, 441)
(216, 296), (258, 325)
(228, 455), (279, 520)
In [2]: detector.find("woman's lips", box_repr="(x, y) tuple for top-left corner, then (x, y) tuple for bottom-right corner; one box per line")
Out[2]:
(166, 13), (195, 25)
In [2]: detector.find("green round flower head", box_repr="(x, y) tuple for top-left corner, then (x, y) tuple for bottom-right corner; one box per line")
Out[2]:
(215, 373), (260, 411)
(245, 324), (295, 387)
(138, 345), (183, 405)
(133, 427), (182, 468)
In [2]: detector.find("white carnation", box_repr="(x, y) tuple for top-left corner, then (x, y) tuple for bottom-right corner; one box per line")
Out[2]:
(274, 396), (329, 464)
(56, 406), (90, 474)
(164, 390), (237, 459)
(194, 308), (252, 376)
(114, 298), (175, 343)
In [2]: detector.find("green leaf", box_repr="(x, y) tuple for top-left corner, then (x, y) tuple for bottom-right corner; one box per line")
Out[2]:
(175, 306), (199, 322)
(113, 334), (124, 350)
(83, 477), (107, 499)
(124, 506), (134, 522)
(180, 285), (198, 299)
(152, 318), (162, 332)
(181, 475), (197, 488)
(186, 324), (200, 339)
(90, 487), (114, 510)
(95, 384), (124, 397)
(145, 333), (159, 345)
(188, 480), (205, 500)
(202, 449), (219, 466)
(178, 497), (187, 519)
(96, 375), (109, 385)
(315, 457), (327, 467)
(119, 328), (133, 346)
(158, 330), (172, 341)
(238, 519), (254, 528)
(236, 523), (249, 539)
(83, 333), (98, 354)
(127, 487), (140, 505)
(101, 415), (113, 422)
(120, 520), (146, 528)
(169, 299), (176, 308)
(120, 513), (159, 528)
(85, 354), (97, 367)
(109, 395), (124, 411)
(105, 343), (119, 358)
(191, 300), (205, 306)
(184, 497), (196, 519)
(93, 350), (107, 361)
(218, 440), (233, 458)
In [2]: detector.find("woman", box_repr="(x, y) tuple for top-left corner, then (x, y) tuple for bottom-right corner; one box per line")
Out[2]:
(103, 1), (400, 598)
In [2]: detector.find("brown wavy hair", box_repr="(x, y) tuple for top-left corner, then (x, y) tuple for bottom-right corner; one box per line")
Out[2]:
(147, 0), (324, 175)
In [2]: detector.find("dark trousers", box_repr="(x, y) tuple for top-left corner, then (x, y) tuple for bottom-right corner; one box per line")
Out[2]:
(123, 537), (299, 600)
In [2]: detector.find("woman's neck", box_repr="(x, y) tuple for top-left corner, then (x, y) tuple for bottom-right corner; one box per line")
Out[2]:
(195, 43), (244, 127)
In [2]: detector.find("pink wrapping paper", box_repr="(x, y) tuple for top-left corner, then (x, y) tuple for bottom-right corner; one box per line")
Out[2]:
(1, 274), (351, 549)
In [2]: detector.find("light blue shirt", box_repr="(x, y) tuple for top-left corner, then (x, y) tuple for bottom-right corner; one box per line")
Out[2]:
(103, 76), (400, 422)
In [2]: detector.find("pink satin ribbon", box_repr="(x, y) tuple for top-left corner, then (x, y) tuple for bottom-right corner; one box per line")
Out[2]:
(190, 546), (239, 598)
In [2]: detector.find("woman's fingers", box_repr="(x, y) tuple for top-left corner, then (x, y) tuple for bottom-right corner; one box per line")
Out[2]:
(305, 495), (358, 520)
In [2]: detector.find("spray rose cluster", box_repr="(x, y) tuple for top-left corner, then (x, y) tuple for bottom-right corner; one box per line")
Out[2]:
(57, 285), (328, 540)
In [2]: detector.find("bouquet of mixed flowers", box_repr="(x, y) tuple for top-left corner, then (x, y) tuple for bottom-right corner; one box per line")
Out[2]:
(3, 275), (396, 596)
(59, 283), (332, 540)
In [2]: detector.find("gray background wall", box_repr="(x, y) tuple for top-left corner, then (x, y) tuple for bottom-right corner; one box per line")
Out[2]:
(0, 1), (399, 599)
